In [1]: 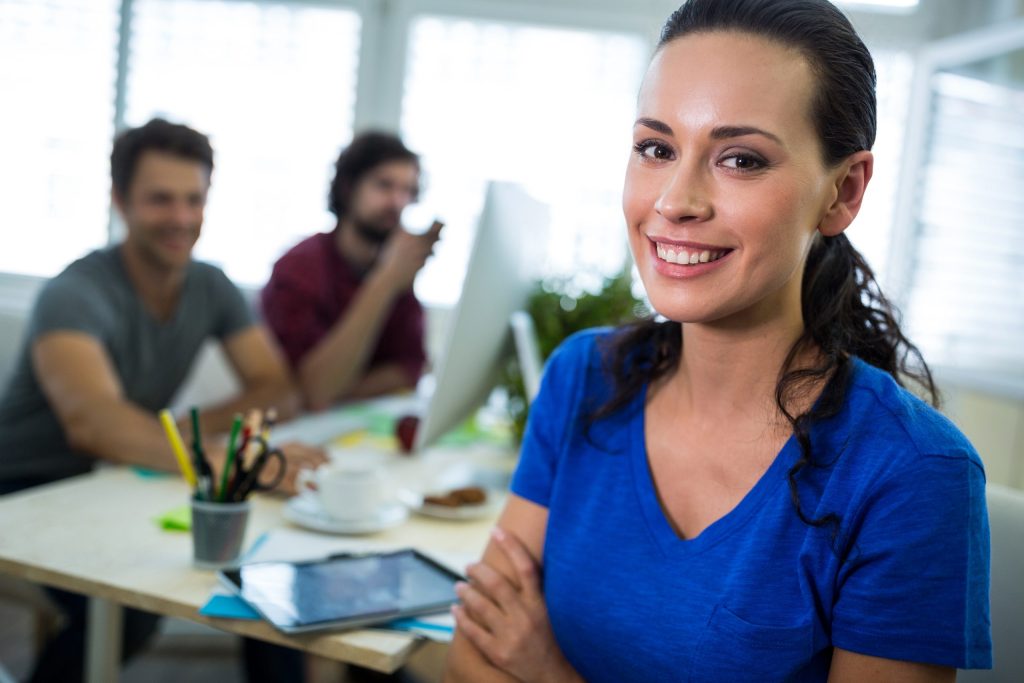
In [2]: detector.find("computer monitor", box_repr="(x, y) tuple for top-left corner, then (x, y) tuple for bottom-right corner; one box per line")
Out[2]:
(413, 181), (549, 451)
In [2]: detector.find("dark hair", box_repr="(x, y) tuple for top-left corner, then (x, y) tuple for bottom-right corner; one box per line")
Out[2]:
(594, 0), (937, 535)
(110, 118), (214, 197)
(328, 131), (419, 218)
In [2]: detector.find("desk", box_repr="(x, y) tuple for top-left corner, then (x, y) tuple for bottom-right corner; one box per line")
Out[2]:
(0, 454), (506, 682)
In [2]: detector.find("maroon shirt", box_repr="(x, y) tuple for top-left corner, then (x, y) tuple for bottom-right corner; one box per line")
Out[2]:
(261, 231), (426, 384)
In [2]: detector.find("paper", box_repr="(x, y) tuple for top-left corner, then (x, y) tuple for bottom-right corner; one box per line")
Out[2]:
(200, 594), (261, 620)
(385, 613), (455, 642)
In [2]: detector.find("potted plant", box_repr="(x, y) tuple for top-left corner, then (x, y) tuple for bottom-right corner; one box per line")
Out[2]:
(501, 265), (648, 441)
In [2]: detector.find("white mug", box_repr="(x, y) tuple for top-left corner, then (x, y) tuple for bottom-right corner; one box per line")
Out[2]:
(297, 463), (388, 521)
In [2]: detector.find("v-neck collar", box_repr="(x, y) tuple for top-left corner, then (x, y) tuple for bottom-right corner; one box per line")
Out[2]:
(112, 247), (192, 328)
(629, 385), (798, 559)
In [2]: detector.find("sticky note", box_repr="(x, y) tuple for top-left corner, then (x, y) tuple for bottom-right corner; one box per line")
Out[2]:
(156, 504), (191, 531)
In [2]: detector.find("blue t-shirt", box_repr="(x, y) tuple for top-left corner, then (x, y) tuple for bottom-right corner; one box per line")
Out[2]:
(511, 329), (991, 682)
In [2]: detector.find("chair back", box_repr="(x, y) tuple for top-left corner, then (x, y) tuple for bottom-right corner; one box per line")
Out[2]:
(959, 483), (1024, 682)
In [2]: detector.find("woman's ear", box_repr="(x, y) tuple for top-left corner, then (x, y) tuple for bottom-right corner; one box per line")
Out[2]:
(819, 151), (873, 237)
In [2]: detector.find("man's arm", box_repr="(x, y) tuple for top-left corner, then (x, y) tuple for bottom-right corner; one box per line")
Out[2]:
(33, 331), (190, 471)
(298, 269), (407, 410)
(200, 325), (301, 431)
(34, 327), (323, 491)
(299, 224), (440, 410)
(345, 363), (417, 401)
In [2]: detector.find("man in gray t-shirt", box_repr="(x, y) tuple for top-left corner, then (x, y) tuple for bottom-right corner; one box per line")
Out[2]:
(0, 247), (255, 482)
(0, 119), (325, 491)
(0, 119), (323, 683)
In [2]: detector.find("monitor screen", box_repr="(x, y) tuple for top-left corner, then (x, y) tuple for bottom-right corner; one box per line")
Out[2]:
(414, 181), (549, 451)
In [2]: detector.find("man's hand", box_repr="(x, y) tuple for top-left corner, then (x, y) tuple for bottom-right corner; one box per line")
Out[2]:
(204, 439), (328, 499)
(374, 220), (443, 292)
(272, 441), (329, 495)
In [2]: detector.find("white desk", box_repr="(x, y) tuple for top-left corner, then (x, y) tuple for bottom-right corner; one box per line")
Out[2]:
(0, 452), (508, 682)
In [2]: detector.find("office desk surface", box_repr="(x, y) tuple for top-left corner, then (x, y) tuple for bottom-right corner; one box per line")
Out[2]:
(0, 465), (500, 673)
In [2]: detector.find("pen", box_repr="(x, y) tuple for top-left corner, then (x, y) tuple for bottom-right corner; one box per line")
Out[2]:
(219, 414), (243, 502)
(261, 407), (277, 441)
(241, 409), (263, 469)
(159, 409), (197, 489)
(190, 407), (214, 500)
(225, 411), (258, 501)
(227, 423), (251, 499)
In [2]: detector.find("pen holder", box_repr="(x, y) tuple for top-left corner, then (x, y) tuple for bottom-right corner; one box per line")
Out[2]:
(191, 499), (251, 570)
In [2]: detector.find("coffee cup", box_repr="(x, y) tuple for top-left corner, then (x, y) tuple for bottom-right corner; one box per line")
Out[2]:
(296, 463), (388, 521)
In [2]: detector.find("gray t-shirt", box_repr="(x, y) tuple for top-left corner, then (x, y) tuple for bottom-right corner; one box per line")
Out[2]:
(0, 247), (254, 483)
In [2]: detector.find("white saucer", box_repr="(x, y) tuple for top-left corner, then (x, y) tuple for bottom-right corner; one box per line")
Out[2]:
(283, 495), (408, 535)
(397, 488), (503, 521)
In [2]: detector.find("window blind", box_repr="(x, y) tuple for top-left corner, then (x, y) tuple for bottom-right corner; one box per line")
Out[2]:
(125, 0), (362, 286)
(905, 71), (1024, 375)
(0, 0), (119, 276)
(399, 15), (648, 306)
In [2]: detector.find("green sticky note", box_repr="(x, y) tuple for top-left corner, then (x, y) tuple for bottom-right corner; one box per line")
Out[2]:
(156, 504), (191, 532)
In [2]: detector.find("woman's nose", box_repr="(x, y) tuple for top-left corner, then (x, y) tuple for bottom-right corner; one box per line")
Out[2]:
(654, 162), (713, 224)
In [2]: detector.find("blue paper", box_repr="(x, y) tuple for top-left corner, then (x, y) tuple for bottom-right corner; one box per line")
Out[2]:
(387, 617), (454, 634)
(199, 594), (261, 620)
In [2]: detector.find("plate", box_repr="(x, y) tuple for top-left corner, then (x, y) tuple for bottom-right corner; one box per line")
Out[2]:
(283, 495), (408, 535)
(397, 488), (503, 521)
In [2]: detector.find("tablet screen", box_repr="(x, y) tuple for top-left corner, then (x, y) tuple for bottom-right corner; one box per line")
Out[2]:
(220, 549), (461, 633)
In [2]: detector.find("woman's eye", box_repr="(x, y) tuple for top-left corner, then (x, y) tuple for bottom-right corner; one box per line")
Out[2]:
(634, 141), (674, 161)
(720, 153), (766, 171)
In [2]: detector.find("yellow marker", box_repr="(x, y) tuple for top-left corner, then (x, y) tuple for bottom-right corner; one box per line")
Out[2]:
(159, 410), (198, 488)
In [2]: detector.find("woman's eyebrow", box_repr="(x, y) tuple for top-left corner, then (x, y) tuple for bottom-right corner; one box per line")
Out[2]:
(711, 125), (783, 146)
(634, 117), (673, 135)
(635, 119), (784, 148)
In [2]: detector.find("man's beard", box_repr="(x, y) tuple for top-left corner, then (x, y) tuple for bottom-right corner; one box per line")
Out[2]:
(352, 212), (400, 246)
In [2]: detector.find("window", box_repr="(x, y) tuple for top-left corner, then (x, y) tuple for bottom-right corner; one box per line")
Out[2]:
(849, 48), (914, 284)
(125, 0), (362, 286)
(0, 0), (119, 277)
(838, 0), (918, 11)
(400, 15), (649, 306)
(904, 69), (1024, 374)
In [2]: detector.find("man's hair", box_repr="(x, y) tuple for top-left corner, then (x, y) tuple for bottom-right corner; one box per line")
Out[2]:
(110, 118), (214, 196)
(328, 131), (419, 218)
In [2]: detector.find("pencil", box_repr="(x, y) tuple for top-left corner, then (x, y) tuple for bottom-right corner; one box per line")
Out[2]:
(159, 410), (198, 489)
(219, 414), (243, 502)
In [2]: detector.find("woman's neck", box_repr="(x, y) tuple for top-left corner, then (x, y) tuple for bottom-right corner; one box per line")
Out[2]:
(660, 300), (813, 430)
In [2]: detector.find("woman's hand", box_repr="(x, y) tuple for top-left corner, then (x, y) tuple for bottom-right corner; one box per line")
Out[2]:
(451, 527), (582, 683)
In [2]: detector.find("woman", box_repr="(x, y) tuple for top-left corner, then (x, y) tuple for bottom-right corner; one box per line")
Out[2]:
(444, 1), (991, 681)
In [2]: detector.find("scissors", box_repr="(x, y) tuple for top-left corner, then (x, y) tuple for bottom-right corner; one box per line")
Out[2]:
(229, 435), (287, 501)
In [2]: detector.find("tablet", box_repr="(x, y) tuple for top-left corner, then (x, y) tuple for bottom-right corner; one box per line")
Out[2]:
(218, 549), (463, 634)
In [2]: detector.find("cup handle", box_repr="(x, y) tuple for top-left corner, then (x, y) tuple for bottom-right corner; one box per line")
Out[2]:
(296, 467), (318, 493)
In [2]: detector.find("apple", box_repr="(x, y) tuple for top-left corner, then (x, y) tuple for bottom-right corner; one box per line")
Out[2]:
(395, 415), (419, 454)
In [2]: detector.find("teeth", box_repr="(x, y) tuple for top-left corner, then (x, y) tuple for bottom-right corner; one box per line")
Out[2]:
(655, 243), (727, 266)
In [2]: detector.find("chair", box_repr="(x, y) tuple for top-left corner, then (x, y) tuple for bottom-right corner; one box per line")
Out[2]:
(959, 483), (1024, 682)
(0, 575), (64, 663)
(0, 308), (65, 673)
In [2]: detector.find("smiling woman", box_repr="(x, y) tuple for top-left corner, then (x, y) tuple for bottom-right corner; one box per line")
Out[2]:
(443, 1), (991, 682)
